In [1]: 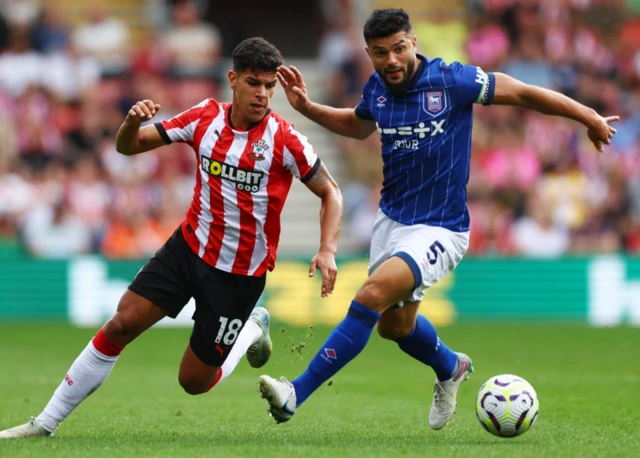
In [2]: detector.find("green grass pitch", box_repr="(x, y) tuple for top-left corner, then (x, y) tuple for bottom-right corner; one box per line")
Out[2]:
(0, 322), (638, 457)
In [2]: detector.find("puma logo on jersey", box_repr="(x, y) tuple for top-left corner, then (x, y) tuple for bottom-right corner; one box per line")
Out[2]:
(200, 156), (264, 193)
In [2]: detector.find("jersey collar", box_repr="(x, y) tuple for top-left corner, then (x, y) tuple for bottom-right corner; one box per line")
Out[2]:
(227, 105), (272, 131)
(407, 54), (427, 90)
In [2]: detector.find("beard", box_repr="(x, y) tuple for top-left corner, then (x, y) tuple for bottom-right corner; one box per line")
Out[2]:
(377, 58), (416, 95)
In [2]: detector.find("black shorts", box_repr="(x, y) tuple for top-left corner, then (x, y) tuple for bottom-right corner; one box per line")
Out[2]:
(128, 226), (266, 367)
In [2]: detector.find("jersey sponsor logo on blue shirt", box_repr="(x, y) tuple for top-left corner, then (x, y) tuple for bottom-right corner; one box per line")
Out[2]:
(378, 119), (446, 139)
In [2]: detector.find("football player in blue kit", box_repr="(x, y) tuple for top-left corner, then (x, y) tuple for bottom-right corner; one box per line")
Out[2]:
(259, 8), (619, 428)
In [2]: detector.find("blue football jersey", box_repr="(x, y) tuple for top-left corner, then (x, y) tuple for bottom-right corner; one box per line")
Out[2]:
(355, 55), (495, 232)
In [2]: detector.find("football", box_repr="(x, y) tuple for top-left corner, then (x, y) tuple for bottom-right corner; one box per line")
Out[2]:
(475, 374), (539, 438)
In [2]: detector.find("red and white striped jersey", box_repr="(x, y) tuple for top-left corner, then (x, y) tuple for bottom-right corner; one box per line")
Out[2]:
(156, 98), (319, 277)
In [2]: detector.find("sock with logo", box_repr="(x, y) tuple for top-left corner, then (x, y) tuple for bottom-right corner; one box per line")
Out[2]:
(36, 329), (125, 433)
(395, 314), (458, 381)
(206, 319), (262, 391)
(291, 300), (381, 406)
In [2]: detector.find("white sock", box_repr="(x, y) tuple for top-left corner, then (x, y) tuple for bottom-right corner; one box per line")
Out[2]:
(217, 320), (261, 384)
(36, 341), (120, 432)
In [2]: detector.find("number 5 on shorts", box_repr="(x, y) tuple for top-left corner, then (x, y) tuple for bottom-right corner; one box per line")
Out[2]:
(426, 241), (445, 265)
(215, 317), (243, 345)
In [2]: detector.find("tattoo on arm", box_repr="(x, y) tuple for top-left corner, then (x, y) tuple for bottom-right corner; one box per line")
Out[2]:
(305, 162), (339, 198)
(309, 163), (330, 185)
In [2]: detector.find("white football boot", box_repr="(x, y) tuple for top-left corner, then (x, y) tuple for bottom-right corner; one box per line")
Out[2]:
(429, 352), (474, 430)
(0, 417), (52, 439)
(246, 307), (272, 368)
(258, 375), (297, 423)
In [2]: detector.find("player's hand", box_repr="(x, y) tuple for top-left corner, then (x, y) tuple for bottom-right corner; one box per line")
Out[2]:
(587, 114), (619, 153)
(309, 249), (338, 298)
(277, 65), (311, 113)
(125, 100), (161, 125)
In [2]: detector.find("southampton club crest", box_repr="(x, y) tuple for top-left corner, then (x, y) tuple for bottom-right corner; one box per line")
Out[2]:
(249, 139), (269, 161)
(424, 90), (447, 116)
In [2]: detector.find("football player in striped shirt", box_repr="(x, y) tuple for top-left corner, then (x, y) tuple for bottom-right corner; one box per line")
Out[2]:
(0, 38), (343, 439)
(259, 9), (619, 428)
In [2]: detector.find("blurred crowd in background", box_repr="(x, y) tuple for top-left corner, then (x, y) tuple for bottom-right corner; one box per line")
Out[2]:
(0, 0), (221, 259)
(1, 0), (640, 260)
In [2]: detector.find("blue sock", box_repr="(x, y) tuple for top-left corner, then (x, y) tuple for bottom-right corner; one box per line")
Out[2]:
(292, 300), (380, 406)
(395, 314), (458, 381)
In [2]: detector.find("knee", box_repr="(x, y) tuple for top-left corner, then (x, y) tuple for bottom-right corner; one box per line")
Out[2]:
(354, 281), (388, 311)
(102, 298), (144, 345)
(178, 368), (220, 396)
(377, 319), (414, 341)
(178, 375), (209, 396)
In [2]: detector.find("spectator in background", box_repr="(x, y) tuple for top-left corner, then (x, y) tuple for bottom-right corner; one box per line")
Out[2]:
(66, 155), (111, 246)
(0, 159), (33, 229)
(318, 3), (370, 108)
(21, 196), (92, 258)
(0, 25), (42, 97)
(501, 32), (556, 89)
(30, 2), (68, 54)
(466, 12), (510, 69)
(511, 191), (571, 257)
(0, 0), (39, 27)
(42, 41), (101, 102)
(100, 206), (146, 259)
(162, 0), (221, 78)
(129, 28), (171, 76)
(72, 0), (129, 75)
(16, 85), (63, 167)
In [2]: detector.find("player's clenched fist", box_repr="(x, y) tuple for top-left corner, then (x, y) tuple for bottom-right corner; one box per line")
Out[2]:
(126, 100), (161, 124)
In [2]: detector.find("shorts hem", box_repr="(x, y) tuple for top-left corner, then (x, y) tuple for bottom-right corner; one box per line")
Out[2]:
(392, 251), (422, 290)
(126, 286), (179, 319)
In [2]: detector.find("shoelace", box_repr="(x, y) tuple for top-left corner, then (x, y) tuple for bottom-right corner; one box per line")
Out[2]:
(434, 382), (455, 408)
(433, 383), (446, 404)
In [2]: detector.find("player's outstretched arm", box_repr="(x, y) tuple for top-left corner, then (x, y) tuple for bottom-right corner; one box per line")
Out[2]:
(491, 73), (619, 152)
(116, 99), (166, 155)
(303, 162), (343, 298)
(277, 65), (377, 140)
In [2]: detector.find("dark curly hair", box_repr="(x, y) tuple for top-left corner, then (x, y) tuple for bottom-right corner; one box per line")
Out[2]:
(232, 37), (284, 74)
(363, 8), (412, 43)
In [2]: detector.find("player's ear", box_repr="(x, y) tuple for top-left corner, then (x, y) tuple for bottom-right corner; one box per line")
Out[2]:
(228, 70), (237, 90)
(364, 45), (371, 59)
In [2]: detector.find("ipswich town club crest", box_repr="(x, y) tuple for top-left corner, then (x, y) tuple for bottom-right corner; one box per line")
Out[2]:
(425, 90), (446, 116)
(249, 139), (269, 161)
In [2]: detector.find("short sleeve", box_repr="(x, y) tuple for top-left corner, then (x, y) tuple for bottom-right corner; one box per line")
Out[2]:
(355, 94), (374, 121)
(155, 98), (213, 144)
(354, 77), (376, 121)
(451, 63), (495, 106)
(282, 125), (320, 181)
